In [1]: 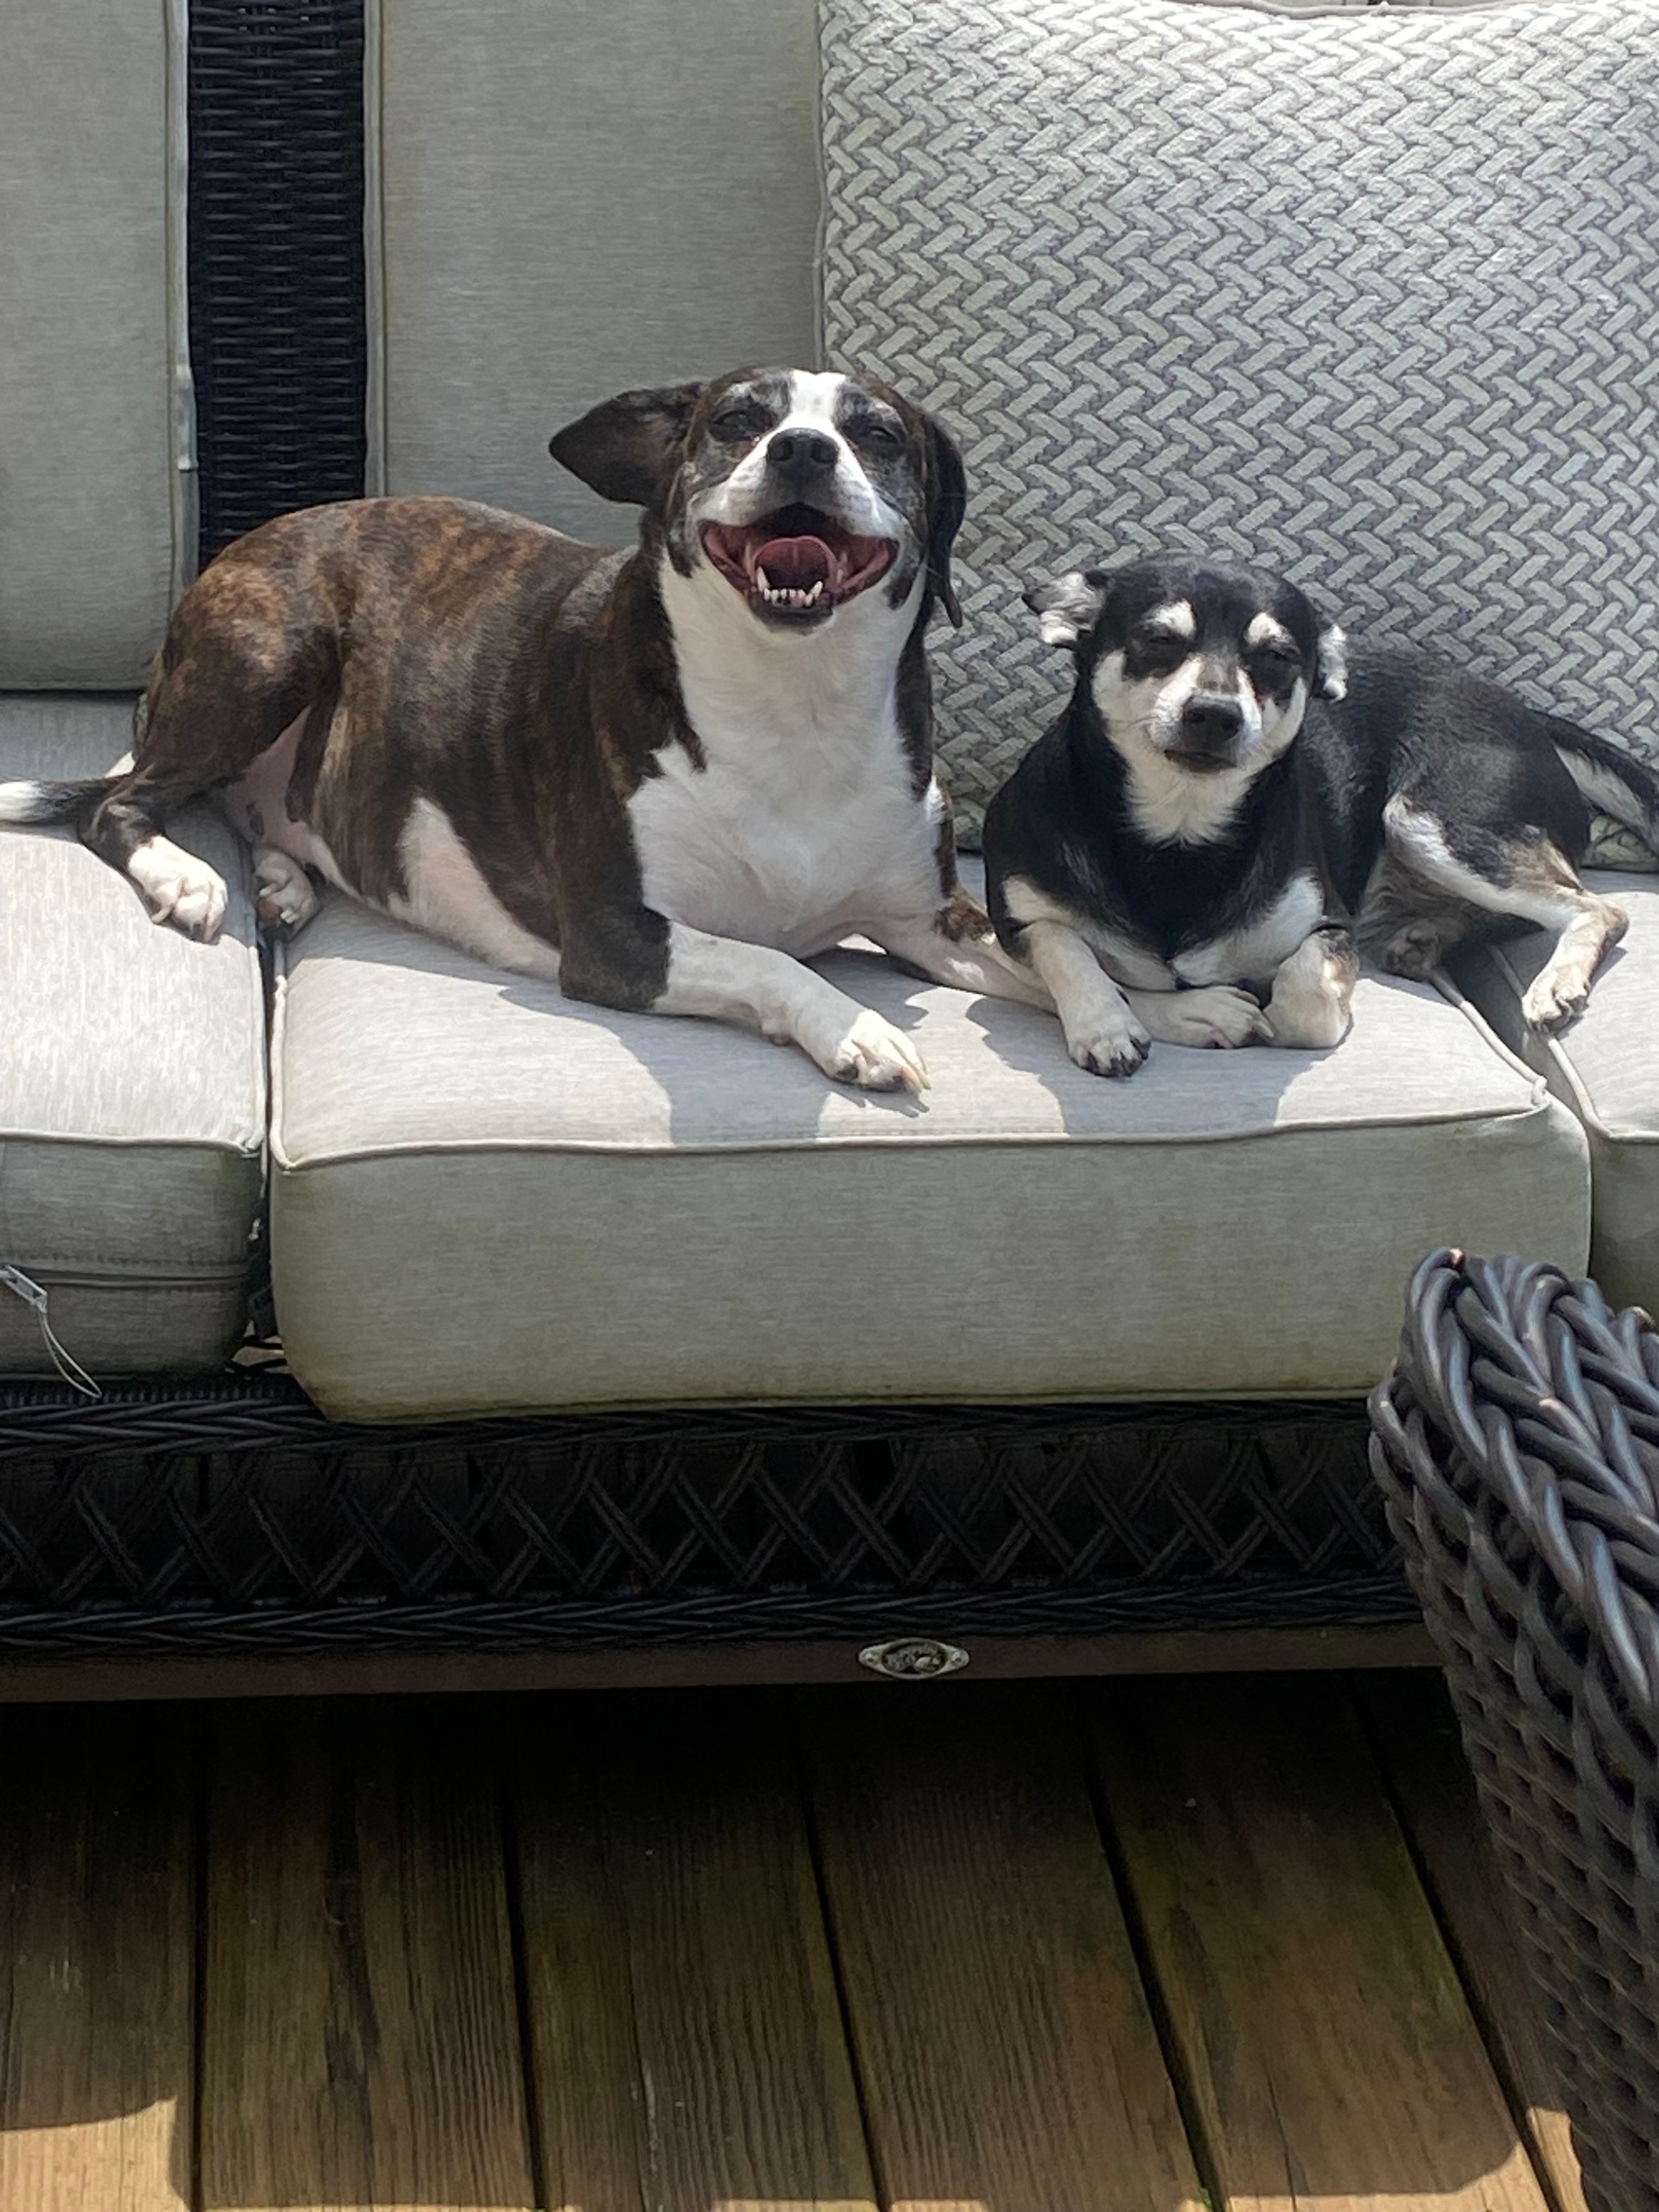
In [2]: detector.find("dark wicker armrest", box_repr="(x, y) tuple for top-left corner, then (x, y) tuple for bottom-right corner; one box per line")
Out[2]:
(1370, 1249), (1659, 2212)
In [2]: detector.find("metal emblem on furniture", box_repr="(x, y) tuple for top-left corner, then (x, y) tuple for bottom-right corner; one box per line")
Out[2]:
(859, 1638), (970, 1680)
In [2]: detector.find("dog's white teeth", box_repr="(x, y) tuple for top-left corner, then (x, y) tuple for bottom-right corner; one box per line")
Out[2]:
(806, 580), (823, 604)
(754, 564), (772, 594)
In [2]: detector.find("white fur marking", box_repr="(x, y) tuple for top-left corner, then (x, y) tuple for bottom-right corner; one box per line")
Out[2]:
(1020, 918), (1149, 1077)
(1265, 932), (1353, 1049)
(1173, 872), (1325, 986)
(390, 797), (561, 978)
(127, 836), (229, 940)
(1246, 612), (1294, 650)
(1002, 874), (1175, 990)
(1144, 601), (1197, 640)
(1384, 799), (1571, 927)
(659, 921), (928, 1090)
(1384, 796), (1621, 1031)
(1088, 648), (1299, 848)
(1554, 744), (1657, 838)
(252, 844), (319, 932)
(689, 370), (904, 545)
(1316, 623), (1348, 700)
(644, 554), (935, 955)
(0, 781), (57, 824)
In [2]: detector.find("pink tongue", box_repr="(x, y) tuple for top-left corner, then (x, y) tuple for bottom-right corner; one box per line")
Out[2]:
(756, 535), (835, 590)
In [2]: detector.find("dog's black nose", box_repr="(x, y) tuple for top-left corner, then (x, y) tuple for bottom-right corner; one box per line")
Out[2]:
(1177, 695), (1245, 754)
(766, 428), (839, 479)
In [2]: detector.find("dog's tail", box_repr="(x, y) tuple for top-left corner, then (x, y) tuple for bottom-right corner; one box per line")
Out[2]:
(0, 774), (121, 827)
(1550, 717), (1659, 857)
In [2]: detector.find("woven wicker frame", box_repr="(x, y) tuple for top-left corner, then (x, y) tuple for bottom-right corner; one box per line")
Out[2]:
(188, 0), (367, 560)
(0, 1372), (1403, 1660)
(1371, 1250), (1659, 2212)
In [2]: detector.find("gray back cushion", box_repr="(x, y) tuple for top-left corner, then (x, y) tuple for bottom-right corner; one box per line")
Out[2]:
(820, 0), (1659, 850)
(0, 0), (189, 688)
(375, 0), (821, 548)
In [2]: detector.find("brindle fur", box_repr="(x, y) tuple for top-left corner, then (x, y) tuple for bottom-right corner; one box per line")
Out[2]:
(38, 368), (998, 1047)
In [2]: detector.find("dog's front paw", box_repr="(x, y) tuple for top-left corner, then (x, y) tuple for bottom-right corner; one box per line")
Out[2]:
(1156, 985), (1272, 1050)
(829, 1009), (930, 1093)
(1066, 1012), (1150, 1078)
(252, 845), (320, 933)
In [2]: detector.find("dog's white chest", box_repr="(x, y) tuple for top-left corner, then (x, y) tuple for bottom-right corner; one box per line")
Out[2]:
(1173, 872), (1325, 986)
(634, 578), (940, 955)
(630, 723), (938, 957)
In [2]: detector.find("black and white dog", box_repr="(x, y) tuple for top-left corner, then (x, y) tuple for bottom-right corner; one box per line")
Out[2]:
(983, 554), (1659, 1076)
(0, 368), (1047, 1089)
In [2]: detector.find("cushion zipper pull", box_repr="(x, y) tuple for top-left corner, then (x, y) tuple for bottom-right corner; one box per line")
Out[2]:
(0, 1264), (104, 1400)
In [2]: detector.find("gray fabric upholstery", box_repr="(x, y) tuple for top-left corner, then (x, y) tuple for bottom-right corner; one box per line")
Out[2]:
(1454, 876), (1659, 1317)
(0, 0), (189, 689)
(269, 872), (1588, 1420)
(819, 0), (1659, 851)
(372, 0), (821, 546)
(0, 698), (264, 1380)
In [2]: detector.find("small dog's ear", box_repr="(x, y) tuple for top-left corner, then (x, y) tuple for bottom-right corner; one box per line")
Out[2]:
(1314, 619), (1348, 701)
(923, 414), (967, 628)
(1023, 568), (1111, 650)
(549, 381), (704, 507)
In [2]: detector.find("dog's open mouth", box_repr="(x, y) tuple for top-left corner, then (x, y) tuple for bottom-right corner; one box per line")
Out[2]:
(702, 505), (896, 620)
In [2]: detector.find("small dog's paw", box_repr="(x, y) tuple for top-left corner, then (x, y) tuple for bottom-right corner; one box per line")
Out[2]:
(1160, 985), (1272, 1050)
(830, 1009), (929, 1092)
(1067, 1012), (1150, 1078)
(252, 845), (320, 932)
(1380, 922), (1444, 981)
(1523, 966), (1592, 1032)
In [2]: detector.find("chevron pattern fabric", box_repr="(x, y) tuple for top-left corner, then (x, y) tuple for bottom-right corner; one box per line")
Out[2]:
(820, 0), (1659, 857)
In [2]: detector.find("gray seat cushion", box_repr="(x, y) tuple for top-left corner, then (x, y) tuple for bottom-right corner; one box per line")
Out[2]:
(374, 0), (820, 546)
(0, 0), (190, 686)
(1454, 874), (1659, 1316)
(269, 873), (1588, 1421)
(819, 0), (1659, 849)
(0, 698), (264, 1380)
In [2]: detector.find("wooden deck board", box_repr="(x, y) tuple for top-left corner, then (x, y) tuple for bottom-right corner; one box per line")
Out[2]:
(198, 1700), (535, 2212)
(1090, 1674), (1552, 2212)
(511, 1689), (876, 2212)
(1359, 1673), (1589, 2212)
(0, 1705), (196, 2212)
(0, 1673), (1577, 2212)
(803, 1682), (1206, 2212)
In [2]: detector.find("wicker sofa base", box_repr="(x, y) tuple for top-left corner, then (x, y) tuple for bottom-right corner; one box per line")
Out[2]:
(0, 1374), (1410, 1668)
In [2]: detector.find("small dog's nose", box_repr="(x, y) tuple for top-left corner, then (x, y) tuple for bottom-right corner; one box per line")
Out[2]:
(766, 428), (840, 478)
(1177, 695), (1245, 752)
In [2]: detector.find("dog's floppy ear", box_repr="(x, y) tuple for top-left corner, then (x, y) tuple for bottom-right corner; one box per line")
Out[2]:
(549, 381), (704, 507)
(1313, 619), (1348, 701)
(923, 415), (967, 628)
(1023, 568), (1111, 650)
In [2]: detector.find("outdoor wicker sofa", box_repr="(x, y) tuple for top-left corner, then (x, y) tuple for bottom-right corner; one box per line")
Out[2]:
(3, 0), (1657, 1705)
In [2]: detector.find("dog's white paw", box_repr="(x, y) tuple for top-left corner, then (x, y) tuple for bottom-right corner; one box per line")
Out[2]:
(252, 845), (320, 932)
(1523, 964), (1592, 1033)
(828, 1009), (929, 1092)
(1066, 1011), (1150, 1079)
(1155, 985), (1271, 1051)
(129, 838), (229, 943)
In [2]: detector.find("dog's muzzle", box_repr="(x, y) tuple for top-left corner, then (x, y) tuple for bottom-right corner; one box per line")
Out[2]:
(702, 502), (897, 626)
(1167, 694), (1245, 771)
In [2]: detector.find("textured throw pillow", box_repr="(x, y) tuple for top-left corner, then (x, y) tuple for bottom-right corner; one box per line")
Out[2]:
(819, 0), (1659, 857)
